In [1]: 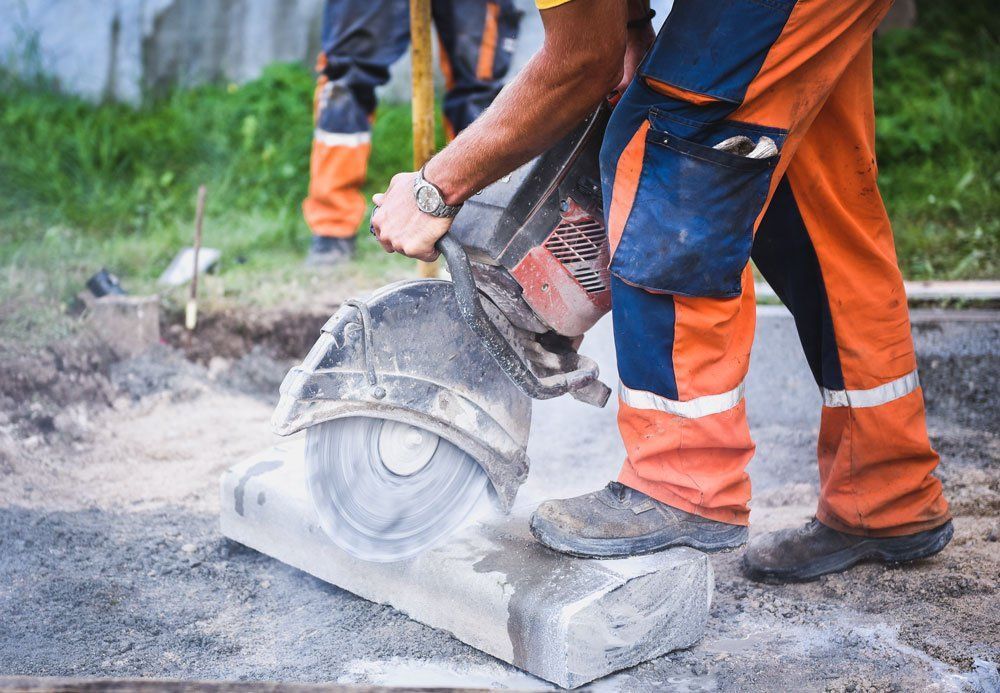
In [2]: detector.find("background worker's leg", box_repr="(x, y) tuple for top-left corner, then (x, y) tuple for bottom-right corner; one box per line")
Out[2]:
(303, 0), (409, 239)
(432, 0), (521, 136)
(753, 44), (949, 536)
(601, 0), (923, 527)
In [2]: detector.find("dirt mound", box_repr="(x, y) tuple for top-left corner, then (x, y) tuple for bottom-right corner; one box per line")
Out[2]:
(0, 331), (116, 457)
(162, 306), (332, 364)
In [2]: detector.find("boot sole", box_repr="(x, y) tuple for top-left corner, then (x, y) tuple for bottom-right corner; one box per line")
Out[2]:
(741, 520), (954, 584)
(529, 515), (749, 559)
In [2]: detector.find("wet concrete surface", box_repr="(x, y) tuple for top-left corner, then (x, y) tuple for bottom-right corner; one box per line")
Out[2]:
(1, 306), (997, 690)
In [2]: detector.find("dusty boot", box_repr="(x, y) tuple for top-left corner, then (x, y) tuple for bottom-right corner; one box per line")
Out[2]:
(742, 518), (954, 583)
(529, 482), (748, 558)
(306, 235), (355, 266)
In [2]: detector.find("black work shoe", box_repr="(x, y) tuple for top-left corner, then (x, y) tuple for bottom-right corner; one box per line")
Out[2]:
(741, 518), (954, 583)
(305, 235), (355, 266)
(529, 482), (748, 558)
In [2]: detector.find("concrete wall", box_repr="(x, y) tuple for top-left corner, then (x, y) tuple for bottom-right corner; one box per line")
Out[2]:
(1, 0), (672, 103)
(0, 0), (324, 102)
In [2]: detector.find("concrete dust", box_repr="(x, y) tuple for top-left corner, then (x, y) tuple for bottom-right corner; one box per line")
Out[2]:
(0, 304), (997, 691)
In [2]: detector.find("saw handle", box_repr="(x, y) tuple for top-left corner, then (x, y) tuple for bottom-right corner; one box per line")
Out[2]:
(436, 234), (606, 402)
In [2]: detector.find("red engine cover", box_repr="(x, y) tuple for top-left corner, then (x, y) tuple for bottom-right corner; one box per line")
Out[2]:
(510, 199), (611, 337)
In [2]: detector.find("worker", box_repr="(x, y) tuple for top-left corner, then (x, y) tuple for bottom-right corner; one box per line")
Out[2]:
(303, 0), (522, 265)
(370, 0), (952, 582)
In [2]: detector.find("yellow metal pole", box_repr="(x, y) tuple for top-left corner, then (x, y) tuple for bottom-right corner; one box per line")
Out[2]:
(410, 0), (439, 278)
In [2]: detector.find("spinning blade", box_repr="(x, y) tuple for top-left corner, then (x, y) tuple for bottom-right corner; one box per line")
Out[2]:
(305, 416), (490, 562)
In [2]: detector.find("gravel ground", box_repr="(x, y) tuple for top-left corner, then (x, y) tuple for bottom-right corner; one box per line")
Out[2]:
(1, 305), (997, 691)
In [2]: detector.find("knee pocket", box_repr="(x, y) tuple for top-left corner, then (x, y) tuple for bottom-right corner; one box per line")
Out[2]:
(609, 104), (786, 298)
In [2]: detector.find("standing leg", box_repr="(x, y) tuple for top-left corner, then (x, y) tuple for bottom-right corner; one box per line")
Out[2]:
(533, 0), (948, 570)
(432, 0), (521, 137)
(303, 0), (409, 256)
(747, 44), (948, 579)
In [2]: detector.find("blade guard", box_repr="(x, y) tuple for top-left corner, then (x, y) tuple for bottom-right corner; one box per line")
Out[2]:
(272, 279), (532, 511)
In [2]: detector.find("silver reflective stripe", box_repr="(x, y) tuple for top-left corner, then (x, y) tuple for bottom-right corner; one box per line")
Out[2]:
(619, 382), (744, 419)
(313, 128), (371, 147)
(822, 370), (920, 408)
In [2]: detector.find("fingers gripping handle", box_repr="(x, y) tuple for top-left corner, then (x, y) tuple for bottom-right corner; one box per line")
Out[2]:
(435, 235), (602, 401)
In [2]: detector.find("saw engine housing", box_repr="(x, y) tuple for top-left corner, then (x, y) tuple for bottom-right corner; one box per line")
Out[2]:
(273, 107), (612, 558)
(448, 106), (612, 339)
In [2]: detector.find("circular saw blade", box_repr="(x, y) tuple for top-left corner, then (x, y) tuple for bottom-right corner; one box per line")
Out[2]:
(305, 416), (490, 562)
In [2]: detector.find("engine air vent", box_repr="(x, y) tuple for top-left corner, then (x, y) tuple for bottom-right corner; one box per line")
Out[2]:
(543, 202), (610, 294)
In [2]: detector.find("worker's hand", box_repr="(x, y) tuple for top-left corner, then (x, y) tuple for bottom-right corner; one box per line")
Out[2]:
(615, 23), (656, 95)
(370, 172), (452, 262)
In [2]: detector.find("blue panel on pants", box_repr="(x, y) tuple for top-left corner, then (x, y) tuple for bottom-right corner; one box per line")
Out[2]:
(609, 106), (785, 298)
(318, 0), (521, 135)
(752, 177), (845, 390)
(611, 276), (678, 400)
(434, 0), (522, 131)
(639, 0), (796, 104)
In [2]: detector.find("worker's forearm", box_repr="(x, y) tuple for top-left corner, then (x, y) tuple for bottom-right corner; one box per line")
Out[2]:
(424, 7), (626, 205)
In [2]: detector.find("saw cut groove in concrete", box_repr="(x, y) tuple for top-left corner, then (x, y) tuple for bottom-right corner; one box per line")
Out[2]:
(220, 436), (713, 689)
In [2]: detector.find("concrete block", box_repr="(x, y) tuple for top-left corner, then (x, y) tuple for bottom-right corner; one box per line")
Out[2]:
(220, 436), (713, 689)
(83, 294), (161, 358)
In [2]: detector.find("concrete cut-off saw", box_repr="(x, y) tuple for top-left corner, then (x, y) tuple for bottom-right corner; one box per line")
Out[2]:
(273, 107), (613, 562)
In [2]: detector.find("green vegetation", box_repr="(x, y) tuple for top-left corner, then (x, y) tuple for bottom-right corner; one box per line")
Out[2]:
(873, 0), (998, 279)
(0, 0), (996, 338)
(0, 64), (449, 341)
(0, 63), (430, 310)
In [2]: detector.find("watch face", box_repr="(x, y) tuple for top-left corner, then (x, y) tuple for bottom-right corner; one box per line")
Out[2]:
(415, 184), (440, 213)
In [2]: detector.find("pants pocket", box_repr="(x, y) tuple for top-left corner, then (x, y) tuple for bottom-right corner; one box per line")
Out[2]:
(610, 108), (783, 298)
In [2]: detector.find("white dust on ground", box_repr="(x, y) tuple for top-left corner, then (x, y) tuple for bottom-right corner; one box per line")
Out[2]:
(2, 387), (279, 515)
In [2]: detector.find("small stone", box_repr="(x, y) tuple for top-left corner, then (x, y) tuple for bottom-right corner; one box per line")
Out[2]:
(180, 543), (197, 553)
(207, 356), (230, 380)
(85, 294), (161, 358)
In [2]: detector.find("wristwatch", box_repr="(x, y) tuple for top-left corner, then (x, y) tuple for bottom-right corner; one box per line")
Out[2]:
(412, 167), (462, 218)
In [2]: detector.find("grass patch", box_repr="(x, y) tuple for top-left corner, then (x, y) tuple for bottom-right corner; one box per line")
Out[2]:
(873, 0), (998, 279)
(0, 63), (444, 332)
(0, 0), (996, 337)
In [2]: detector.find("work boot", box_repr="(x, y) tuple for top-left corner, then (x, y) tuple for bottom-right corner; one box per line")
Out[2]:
(741, 518), (954, 583)
(305, 235), (355, 267)
(529, 482), (748, 558)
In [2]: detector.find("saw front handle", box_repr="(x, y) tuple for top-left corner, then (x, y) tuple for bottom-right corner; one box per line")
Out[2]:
(436, 234), (609, 404)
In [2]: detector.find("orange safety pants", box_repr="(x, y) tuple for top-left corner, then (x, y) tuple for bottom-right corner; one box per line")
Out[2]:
(600, 0), (950, 536)
(303, 0), (520, 238)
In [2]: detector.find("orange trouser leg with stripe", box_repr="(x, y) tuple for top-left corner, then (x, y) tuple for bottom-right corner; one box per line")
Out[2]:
(303, 51), (373, 239)
(600, 0), (949, 535)
(303, 0), (519, 238)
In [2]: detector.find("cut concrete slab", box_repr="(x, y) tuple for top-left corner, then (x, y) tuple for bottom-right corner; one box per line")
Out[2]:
(220, 435), (712, 689)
